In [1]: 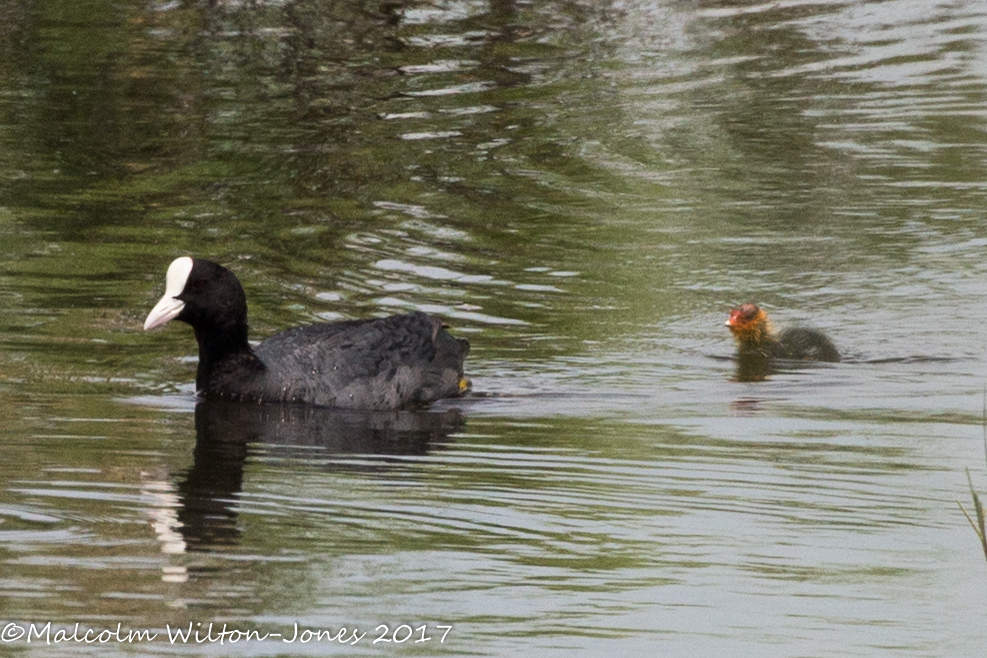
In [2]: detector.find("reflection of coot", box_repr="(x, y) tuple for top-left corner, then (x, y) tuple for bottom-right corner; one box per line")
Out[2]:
(143, 257), (471, 409)
(176, 400), (466, 551)
(726, 303), (839, 382)
(194, 400), (465, 453)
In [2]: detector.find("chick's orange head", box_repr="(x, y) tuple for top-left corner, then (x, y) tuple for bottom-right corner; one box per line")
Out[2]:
(726, 303), (766, 335)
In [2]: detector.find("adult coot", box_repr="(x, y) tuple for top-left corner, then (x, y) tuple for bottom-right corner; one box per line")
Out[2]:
(143, 257), (471, 409)
(726, 303), (840, 362)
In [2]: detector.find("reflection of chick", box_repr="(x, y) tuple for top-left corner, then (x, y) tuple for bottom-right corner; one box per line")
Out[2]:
(726, 303), (840, 362)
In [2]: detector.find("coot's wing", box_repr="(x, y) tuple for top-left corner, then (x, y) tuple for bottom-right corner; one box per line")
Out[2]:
(256, 312), (468, 408)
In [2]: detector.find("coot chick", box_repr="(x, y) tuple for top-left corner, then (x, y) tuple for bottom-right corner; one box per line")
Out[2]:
(143, 257), (471, 409)
(726, 303), (840, 362)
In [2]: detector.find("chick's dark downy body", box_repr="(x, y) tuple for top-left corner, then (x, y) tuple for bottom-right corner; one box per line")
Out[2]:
(144, 257), (470, 410)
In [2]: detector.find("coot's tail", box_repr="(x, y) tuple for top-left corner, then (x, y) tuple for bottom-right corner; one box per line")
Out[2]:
(425, 317), (471, 402)
(454, 337), (472, 395)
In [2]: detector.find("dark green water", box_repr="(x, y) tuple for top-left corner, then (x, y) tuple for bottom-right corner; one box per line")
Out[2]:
(3, 1), (987, 655)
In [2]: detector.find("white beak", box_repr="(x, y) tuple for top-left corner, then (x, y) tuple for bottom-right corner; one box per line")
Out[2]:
(143, 256), (194, 331)
(143, 295), (186, 330)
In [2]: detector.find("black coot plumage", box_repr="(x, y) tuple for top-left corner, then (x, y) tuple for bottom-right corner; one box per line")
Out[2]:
(143, 257), (471, 409)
